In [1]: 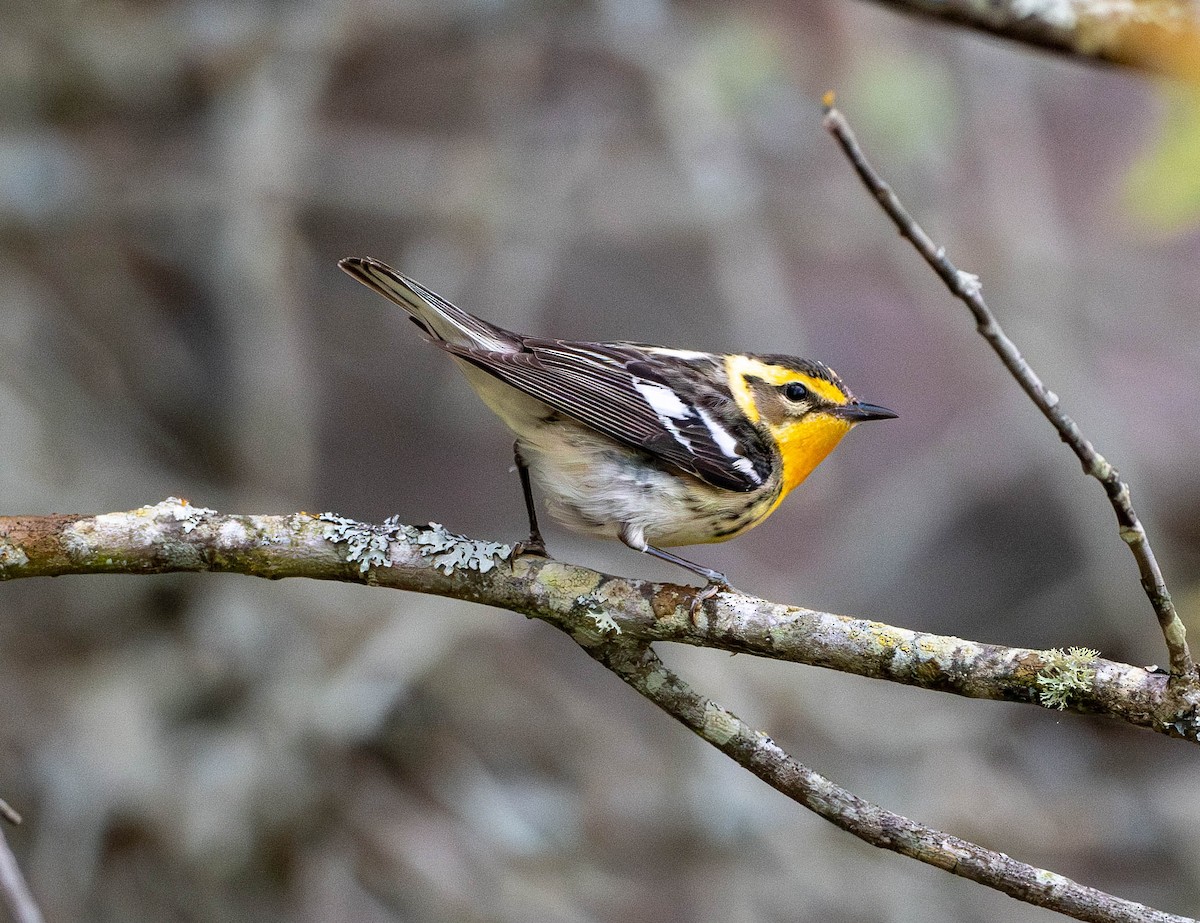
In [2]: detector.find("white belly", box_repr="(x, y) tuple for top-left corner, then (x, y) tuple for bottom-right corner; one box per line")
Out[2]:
(519, 419), (770, 547)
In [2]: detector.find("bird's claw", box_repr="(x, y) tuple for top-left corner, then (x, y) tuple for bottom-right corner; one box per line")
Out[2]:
(513, 537), (548, 559)
(688, 580), (733, 621)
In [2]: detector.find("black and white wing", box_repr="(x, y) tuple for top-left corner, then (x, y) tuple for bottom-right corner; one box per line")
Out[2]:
(441, 338), (774, 492)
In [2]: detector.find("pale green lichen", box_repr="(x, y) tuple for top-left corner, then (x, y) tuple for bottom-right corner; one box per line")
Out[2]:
(412, 523), (511, 575)
(702, 702), (740, 745)
(144, 497), (218, 533)
(576, 595), (621, 636)
(591, 611), (621, 634)
(319, 515), (512, 575)
(1164, 620), (1188, 649)
(536, 562), (604, 598)
(1088, 456), (1113, 480)
(1034, 867), (1071, 887)
(1036, 647), (1100, 710)
(865, 624), (910, 655)
(319, 513), (411, 572)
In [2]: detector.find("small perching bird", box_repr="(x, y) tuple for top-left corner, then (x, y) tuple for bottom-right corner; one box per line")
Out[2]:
(340, 256), (896, 594)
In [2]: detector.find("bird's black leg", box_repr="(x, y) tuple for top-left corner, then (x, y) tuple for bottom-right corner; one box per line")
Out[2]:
(513, 442), (547, 557)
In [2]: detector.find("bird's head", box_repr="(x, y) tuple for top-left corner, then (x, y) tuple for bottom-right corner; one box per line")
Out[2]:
(726, 354), (896, 495)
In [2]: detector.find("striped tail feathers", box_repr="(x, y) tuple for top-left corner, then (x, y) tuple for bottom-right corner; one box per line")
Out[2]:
(338, 257), (515, 352)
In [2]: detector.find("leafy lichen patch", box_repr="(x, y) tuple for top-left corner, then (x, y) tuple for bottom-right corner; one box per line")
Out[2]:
(412, 523), (511, 575)
(319, 515), (512, 576)
(1036, 647), (1100, 710)
(143, 497), (218, 533)
(319, 514), (409, 572)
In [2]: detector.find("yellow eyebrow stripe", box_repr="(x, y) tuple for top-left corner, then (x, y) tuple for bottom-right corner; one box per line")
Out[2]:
(724, 354), (849, 415)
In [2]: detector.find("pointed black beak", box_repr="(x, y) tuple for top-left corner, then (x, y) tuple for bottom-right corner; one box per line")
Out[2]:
(833, 401), (898, 423)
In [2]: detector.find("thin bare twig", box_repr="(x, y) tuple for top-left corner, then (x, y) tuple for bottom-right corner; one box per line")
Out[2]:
(588, 639), (1196, 923)
(0, 824), (43, 923)
(822, 98), (1195, 683)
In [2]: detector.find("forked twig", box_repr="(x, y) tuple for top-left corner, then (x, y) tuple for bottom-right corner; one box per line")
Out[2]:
(822, 96), (1194, 682)
(589, 639), (1195, 923)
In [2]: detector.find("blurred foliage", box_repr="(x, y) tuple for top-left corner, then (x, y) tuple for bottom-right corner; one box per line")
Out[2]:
(697, 17), (789, 113)
(1124, 84), (1200, 231)
(842, 53), (958, 165)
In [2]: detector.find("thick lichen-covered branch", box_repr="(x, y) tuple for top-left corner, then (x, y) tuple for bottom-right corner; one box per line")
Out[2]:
(1, 500), (1197, 742)
(823, 100), (1195, 684)
(865, 0), (1200, 79)
(3, 500), (1198, 921)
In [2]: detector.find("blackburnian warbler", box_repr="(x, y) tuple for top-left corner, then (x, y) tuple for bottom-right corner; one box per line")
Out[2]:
(340, 256), (895, 591)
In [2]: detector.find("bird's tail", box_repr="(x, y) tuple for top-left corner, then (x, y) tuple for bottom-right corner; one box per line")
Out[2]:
(338, 257), (514, 352)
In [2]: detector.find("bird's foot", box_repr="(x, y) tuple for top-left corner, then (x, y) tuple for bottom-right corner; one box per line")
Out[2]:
(512, 535), (549, 559)
(688, 576), (735, 622)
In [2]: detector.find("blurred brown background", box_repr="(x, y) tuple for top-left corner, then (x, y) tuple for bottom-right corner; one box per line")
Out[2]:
(2, 1), (1199, 921)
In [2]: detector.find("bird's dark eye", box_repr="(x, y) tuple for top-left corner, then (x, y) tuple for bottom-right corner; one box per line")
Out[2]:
(783, 381), (809, 403)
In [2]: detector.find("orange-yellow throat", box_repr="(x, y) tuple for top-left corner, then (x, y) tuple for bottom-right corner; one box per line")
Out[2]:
(772, 414), (852, 495)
